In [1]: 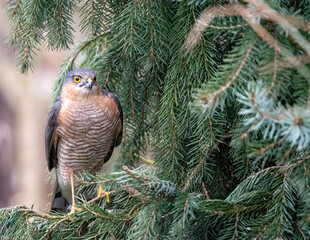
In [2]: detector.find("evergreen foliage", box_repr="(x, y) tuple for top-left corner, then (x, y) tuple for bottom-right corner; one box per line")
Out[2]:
(2, 0), (310, 239)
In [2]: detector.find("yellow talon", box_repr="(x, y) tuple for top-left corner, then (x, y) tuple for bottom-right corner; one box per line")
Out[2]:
(98, 185), (110, 203)
(69, 204), (81, 214)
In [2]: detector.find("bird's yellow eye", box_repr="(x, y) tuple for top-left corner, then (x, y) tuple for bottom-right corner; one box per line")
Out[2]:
(94, 76), (97, 82)
(74, 76), (81, 82)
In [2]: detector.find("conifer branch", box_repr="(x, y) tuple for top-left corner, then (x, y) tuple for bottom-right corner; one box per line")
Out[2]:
(146, 0), (154, 61)
(109, 231), (117, 240)
(76, 178), (113, 185)
(267, 33), (279, 95)
(205, 41), (256, 108)
(202, 182), (210, 199)
(184, 4), (279, 53)
(244, 0), (310, 56)
(81, 205), (130, 222)
(133, 153), (155, 165)
(298, 227), (307, 240)
(4, 1), (310, 239)
(130, 73), (135, 122)
(39, 217), (69, 240)
(209, 23), (248, 29)
(308, 85), (310, 110)
(183, 158), (205, 191)
(276, 171), (288, 238)
(122, 166), (144, 183)
(252, 158), (308, 178)
(257, 140), (282, 156)
(12, 0), (20, 15)
(232, 213), (240, 240)
(67, 32), (107, 69)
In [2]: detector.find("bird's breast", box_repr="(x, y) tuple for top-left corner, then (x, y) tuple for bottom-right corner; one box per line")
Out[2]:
(56, 96), (120, 184)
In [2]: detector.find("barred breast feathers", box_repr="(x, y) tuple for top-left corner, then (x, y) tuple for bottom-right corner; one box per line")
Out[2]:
(56, 82), (121, 183)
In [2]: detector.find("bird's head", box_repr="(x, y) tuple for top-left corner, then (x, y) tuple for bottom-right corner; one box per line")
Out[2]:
(62, 68), (99, 97)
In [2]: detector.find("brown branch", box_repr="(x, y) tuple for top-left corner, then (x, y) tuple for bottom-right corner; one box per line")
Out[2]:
(18, 206), (62, 219)
(122, 166), (143, 183)
(257, 140), (282, 156)
(91, 0), (94, 27)
(130, 73), (135, 122)
(252, 158), (308, 178)
(202, 182), (210, 199)
(146, 0), (154, 61)
(182, 196), (189, 228)
(81, 205), (129, 222)
(183, 4), (279, 53)
(124, 186), (141, 196)
(283, 147), (292, 163)
(241, 121), (258, 139)
(285, 16), (310, 34)
(109, 231), (117, 240)
(209, 23), (248, 29)
(308, 84), (310, 110)
(298, 227), (307, 240)
(13, 0), (21, 15)
(244, 0), (310, 56)
(133, 153), (155, 165)
(250, 92), (281, 121)
(32, 0), (38, 39)
(266, 32), (278, 95)
(185, 1), (310, 55)
(57, 0), (62, 34)
(183, 158), (204, 191)
(232, 213), (240, 240)
(209, 115), (215, 144)
(76, 178), (113, 185)
(24, 213), (31, 240)
(262, 54), (310, 73)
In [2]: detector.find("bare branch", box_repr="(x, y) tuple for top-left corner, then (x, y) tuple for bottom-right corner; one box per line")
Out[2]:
(183, 4), (278, 53)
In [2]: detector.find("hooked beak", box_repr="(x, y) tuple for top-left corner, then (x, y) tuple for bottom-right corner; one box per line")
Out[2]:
(86, 78), (93, 90)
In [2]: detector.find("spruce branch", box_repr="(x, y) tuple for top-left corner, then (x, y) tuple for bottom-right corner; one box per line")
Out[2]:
(183, 4), (279, 53)
(266, 32), (279, 95)
(80, 205), (130, 222)
(203, 40), (256, 108)
(122, 165), (144, 183)
(209, 23), (248, 29)
(146, 0), (154, 61)
(52, 31), (108, 102)
(244, 0), (310, 56)
(39, 217), (70, 240)
(237, 81), (310, 150)
(251, 158), (308, 178)
(202, 182), (210, 199)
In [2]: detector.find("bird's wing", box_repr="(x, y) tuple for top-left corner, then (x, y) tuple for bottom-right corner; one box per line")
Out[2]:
(45, 95), (62, 171)
(101, 89), (123, 147)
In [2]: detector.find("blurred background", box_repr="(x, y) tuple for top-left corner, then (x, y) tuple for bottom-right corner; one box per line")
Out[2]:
(0, 2), (77, 211)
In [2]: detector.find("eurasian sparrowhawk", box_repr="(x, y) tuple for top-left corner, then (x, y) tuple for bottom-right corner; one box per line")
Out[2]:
(45, 68), (123, 213)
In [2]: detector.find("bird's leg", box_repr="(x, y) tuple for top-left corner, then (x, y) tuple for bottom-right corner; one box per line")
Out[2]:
(69, 170), (80, 214)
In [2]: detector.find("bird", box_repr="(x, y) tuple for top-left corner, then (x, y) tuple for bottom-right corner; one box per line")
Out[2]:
(45, 68), (123, 213)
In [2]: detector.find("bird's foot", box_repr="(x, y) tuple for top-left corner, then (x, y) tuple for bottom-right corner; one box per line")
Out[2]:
(69, 204), (81, 215)
(97, 185), (110, 204)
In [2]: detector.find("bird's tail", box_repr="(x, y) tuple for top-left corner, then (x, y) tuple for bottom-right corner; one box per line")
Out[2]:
(51, 180), (69, 212)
